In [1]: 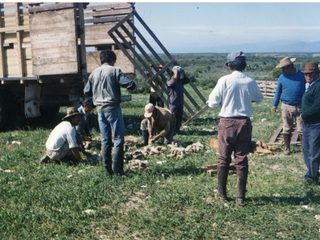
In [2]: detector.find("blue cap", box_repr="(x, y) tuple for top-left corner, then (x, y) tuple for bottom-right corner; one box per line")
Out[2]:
(226, 51), (245, 66)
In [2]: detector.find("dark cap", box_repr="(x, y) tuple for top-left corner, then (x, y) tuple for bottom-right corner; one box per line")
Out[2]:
(226, 51), (246, 66)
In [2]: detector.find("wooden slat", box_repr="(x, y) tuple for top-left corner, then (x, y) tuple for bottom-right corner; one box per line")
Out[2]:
(28, 3), (75, 14)
(15, 3), (24, 77)
(268, 124), (283, 144)
(0, 25), (29, 33)
(84, 16), (126, 24)
(84, 8), (131, 18)
(85, 3), (133, 11)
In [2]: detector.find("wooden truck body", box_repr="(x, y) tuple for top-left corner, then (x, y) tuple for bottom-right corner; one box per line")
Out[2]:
(0, 2), (135, 129)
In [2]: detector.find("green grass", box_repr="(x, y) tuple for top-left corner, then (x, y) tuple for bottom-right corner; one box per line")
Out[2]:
(1, 95), (319, 239)
(1, 52), (320, 239)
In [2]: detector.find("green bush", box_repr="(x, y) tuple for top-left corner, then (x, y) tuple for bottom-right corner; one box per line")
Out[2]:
(271, 68), (282, 79)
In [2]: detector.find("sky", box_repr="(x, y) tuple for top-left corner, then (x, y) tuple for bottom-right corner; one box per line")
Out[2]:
(130, 1), (320, 53)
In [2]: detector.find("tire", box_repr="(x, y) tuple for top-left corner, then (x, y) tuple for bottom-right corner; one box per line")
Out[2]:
(0, 94), (8, 130)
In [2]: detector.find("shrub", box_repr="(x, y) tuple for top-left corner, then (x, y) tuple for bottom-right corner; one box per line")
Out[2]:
(271, 68), (282, 79)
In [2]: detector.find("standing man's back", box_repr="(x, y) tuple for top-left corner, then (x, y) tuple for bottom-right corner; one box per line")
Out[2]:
(84, 50), (137, 177)
(207, 51), (264, 207)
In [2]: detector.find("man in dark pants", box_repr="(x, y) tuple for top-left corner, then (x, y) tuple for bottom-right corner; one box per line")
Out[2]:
(207, 51), (264, 207)
(84, 50), (137, 177)
(300, 62), (320, 185)
(167, 66), (190, 134)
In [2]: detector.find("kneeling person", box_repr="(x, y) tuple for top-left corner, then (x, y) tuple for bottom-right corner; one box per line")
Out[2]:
(40, 107), (91, 164)
(140, 103), (176, 146)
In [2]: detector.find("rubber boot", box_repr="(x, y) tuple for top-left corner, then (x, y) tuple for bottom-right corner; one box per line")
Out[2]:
(236, 167), (248, 208)
(113, 146), (125, 177)
(102, 143), (113, 176)
(215, 166), (229, 202)
(283, 134), (291, 155)
(137, 130), (149, 148)
(298, 134), (303, 145)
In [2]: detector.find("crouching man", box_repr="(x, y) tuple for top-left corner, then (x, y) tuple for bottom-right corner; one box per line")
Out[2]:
(139, 103), (176, 146)
(40, 107), (92, 164)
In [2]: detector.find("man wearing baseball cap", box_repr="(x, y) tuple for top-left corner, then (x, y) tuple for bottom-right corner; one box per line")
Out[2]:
(300, 62), (320, 185)
(40, 106), (91, 164)
(138, 103), (176, 146)
(207, 51), (264, 207)
(271, 57), (305, 155)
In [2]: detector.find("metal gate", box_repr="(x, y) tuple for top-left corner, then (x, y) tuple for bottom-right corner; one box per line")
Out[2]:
(108, 10), (208, 126)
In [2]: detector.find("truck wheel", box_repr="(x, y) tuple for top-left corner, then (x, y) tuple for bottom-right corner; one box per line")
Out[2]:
(0, 94), (8, 129)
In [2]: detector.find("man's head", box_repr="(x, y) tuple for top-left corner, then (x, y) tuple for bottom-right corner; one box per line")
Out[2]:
(302, 61), (320, 84)
(171, 66), (184, 79)
(62, 107), (85, 126)
(275, 57), (296, 75)
(144, 103), (155, 119)
(100, 50), (117, 65)
(83, 97), (94, 114)
(226, 51), (247, 71)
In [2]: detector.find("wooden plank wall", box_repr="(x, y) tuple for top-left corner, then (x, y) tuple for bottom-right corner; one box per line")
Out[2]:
(0, 2), (32, 78)
(256, 80), (277, 98)
(29, 5), (79, 76)
(84, 3), (135, 75)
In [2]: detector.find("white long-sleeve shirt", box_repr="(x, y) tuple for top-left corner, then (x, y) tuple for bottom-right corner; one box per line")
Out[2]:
(207, 71), (264, 118)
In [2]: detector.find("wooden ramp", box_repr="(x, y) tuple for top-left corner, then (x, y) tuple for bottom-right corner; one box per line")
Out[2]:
(268, 124), (301, 145)
(107, 9), (208, 126)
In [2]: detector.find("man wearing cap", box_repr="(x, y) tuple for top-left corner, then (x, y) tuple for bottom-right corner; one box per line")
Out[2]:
(271, 57), (305, 155)
(147, 62), (166, 107)
(167, 66), (190, 134)
(300, 62), (320, 185)
(76, 97), (95, 142)
(40, 107), (91, 164)
(84, 50), (137, 177)
(139, 103), (176, 146)
(207, 51), (264, 207)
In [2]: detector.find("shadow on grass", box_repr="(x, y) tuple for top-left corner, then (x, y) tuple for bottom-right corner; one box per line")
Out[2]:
(249, 190), (320, 206)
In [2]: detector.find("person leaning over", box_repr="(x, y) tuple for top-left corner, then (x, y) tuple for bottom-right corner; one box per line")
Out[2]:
(84, 50), (137, 178)
(167, 65), (190, 134)
(40, 107), (92, 164)
(300, 62), (320, 185)
(139, 103), (176, 146)
(271, 57), (305, 155)
(207, 51), (264, 207)
(76, 97), (95, 142)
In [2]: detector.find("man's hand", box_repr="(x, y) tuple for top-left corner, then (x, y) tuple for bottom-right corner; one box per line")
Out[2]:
(271, 106), (276, 113)
(84, 135), (92, 141)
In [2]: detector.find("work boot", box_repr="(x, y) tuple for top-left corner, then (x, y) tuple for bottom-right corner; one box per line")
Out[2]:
(215, 166), (229, 202)
(236, 167), (248, 208)
(283, 134), (291, 155)
(39, 154), (50, 164)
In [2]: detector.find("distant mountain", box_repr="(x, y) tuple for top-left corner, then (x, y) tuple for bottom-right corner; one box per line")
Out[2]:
(173, 40), (320, 53)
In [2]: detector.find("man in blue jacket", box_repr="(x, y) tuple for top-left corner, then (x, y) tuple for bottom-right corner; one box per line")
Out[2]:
(84, 50), (137, 177)
(271, 57), (305, 155)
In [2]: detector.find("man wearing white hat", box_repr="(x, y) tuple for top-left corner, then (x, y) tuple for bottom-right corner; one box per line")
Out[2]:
(271, 57), (305, 155)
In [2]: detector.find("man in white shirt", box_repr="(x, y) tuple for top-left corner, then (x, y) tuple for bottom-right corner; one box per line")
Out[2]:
(40, 107), (91, 164)
(207, 51), (264, 207)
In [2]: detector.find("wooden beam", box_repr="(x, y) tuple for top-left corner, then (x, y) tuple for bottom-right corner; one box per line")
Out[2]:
(85, 3), (133, 11)
(84, 8), (131, 18)
(28, 3), (75, 14)
(15, 3), (24, 77)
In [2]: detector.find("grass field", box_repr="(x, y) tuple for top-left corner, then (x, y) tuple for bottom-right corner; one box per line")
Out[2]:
(1, 85), (320, 239)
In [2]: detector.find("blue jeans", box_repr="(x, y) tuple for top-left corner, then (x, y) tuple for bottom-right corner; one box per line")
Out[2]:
(98, 106), (125, 175)
(302, 121), (320, 182)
